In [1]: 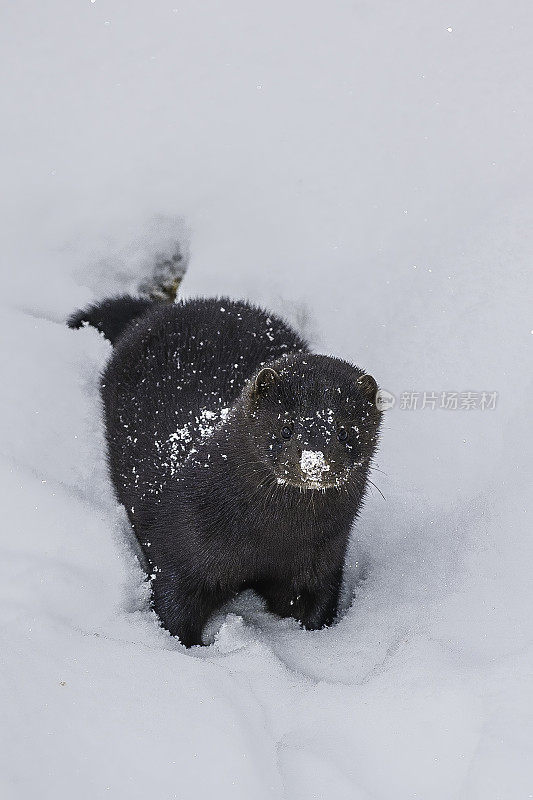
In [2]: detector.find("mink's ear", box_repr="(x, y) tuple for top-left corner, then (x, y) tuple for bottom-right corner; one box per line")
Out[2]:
(252, 367), (280, 399)
(357, 373), (378, 402)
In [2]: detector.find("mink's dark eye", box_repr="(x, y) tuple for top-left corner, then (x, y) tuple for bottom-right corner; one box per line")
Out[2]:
(338, 427), (348, 442)
(281, 425), (292, 440)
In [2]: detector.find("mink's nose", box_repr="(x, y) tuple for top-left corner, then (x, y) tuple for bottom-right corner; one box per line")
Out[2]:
(299, 449), (331, 483)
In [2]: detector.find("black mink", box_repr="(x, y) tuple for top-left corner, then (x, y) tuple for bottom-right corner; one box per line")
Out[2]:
(68, 293), (383, 646)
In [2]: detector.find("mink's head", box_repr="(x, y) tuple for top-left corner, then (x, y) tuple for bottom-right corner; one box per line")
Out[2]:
(242, 354), (383, 491)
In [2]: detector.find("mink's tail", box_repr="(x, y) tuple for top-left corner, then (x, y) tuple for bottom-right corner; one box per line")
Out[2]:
(67, 295), (156, 345)
(68, 238), (187, 345)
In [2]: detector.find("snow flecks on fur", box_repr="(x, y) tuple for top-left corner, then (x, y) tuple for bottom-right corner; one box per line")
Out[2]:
(156, 406), (230, 479)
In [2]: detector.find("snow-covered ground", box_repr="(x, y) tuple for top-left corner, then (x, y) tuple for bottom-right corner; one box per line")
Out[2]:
(1, 2), (532, 798)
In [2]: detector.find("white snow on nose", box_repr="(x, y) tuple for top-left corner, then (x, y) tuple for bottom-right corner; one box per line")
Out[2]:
(300, 450), (330, 481)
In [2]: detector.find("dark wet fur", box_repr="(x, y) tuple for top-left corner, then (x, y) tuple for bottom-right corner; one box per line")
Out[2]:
(68, 295), (382, 646)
